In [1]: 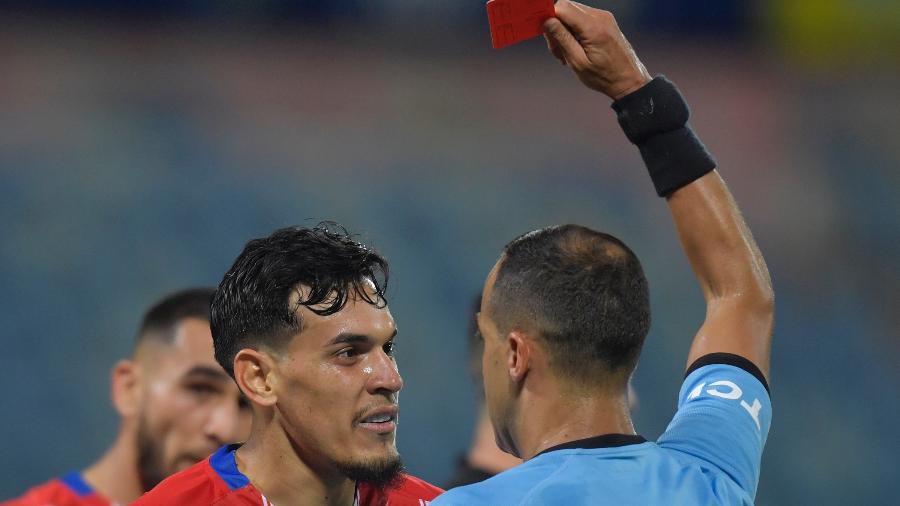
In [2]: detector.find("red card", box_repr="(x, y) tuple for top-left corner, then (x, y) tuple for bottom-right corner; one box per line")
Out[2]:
(487, 0), (556, 49)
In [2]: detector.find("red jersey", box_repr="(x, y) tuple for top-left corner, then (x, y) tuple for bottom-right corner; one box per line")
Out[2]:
(134, 444), (442, 506)
(1, 472), (113, 506)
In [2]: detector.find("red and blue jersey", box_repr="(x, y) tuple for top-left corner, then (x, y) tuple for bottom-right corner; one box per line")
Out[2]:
(134, 444), (442, 506)
(1, 472), (113, 506)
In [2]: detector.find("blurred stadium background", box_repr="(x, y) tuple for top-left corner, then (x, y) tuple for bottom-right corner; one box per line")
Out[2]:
(1, 1), (897, 504)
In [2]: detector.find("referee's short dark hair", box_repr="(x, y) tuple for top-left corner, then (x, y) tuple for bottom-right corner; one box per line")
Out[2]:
(489, 224), (650, 383)
(136, 287), (216, 348)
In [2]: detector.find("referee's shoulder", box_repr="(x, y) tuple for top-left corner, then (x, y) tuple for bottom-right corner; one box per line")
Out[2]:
(431, 462), (539, 505)
(429, 483), (480, 506)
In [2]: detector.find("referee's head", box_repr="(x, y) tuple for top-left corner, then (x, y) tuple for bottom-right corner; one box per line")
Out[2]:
(478, 224), (650, 455)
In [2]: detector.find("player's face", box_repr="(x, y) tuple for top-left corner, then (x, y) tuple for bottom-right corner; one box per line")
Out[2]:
(479, 261), (518, 456)
(136, 318), (252, 490)
(271, 288), (403, 485)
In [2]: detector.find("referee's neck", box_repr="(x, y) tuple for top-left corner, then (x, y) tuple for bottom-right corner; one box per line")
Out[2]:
(514, 387), (635, 460)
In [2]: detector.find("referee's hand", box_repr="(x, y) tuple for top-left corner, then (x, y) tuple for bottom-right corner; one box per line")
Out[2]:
(543, 0), (651, 100)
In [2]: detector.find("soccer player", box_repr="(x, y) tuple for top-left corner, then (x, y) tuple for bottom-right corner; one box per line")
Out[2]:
(134, 228), (442, 505)
(433, 1), (774, 505)
(3, 288), (252, 506)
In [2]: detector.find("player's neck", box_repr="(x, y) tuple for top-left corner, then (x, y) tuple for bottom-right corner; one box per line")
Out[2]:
(236, 421), (357, 506)
(82, 426), (145, 504)
(514, 382), (635, 461)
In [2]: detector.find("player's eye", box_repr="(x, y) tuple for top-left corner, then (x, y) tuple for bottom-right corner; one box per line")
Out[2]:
(337, 347), (359, 359)
(186, 383), (218, 398)
(475, 328), (483, 342)
(383, 341), (396, 357)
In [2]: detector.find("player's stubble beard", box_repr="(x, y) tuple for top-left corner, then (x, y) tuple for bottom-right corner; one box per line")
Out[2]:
(135, 415), (168, 492)
(336, 396), (404, 489)
(335, 453), (404, 490)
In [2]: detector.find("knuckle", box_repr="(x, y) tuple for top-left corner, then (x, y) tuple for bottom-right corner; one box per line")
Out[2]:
(585, 26), (609, 43)
(557, 30), (575, 46)
(570, 58), (589, 73)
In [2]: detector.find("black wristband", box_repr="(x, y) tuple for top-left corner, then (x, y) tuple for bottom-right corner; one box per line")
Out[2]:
(612, 76), (716, 197)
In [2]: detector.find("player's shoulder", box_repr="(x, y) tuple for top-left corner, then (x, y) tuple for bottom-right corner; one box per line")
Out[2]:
(358, 474), (443, 506)
(136, 445), (267, 506)
(134, 459), (223, 505)
(1, 479), (66, 506)
(392, 473), (443, 500)
(1, 473), (110, 506)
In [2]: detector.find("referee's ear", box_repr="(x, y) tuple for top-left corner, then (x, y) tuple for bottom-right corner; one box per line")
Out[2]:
(506, 330), (532, 383)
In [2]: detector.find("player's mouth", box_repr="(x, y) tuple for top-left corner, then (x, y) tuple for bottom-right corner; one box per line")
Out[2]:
(357, 405), (399, 434)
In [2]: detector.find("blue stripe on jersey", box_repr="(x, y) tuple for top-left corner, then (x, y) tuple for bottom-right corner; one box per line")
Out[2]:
(60, 471), (94, 497)
(209, 443), (251, 490)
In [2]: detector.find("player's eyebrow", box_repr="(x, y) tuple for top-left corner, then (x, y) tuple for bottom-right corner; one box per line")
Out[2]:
(182, 365), (232, 383)
(326, 328), (398, 347)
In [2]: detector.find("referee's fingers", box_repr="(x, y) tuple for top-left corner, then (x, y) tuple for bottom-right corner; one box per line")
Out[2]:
(552, 0), (593, 40)
(543, 17), (588, 70)
(544, 33), (567, 65)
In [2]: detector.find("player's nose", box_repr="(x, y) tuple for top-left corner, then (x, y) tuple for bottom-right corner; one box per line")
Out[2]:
(367, 350), (403, 395)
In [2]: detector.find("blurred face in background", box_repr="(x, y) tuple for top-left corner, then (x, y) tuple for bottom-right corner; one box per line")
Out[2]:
(129, 317), (252, 490)
(266, 287), (403, 486)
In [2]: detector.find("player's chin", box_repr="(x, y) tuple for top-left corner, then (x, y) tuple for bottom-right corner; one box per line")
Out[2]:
(336, 450), (404, 489)
(352, 436), (399, 462)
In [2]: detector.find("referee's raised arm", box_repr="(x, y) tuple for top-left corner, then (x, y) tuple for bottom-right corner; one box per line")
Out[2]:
(544, 0), (774, 379)
(666, 173), (774, 378)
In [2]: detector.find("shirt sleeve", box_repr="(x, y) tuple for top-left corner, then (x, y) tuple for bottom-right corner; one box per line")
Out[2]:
(656, 354), (772, 498)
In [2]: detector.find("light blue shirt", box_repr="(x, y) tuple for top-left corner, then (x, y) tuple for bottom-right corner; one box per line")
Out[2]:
(433, 359), (771, 505)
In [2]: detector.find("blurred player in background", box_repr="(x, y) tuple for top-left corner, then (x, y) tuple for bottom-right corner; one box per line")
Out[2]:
(434, 1), (774, 504)
(3, 288), (252, 506)
(135, 228), (441, 505)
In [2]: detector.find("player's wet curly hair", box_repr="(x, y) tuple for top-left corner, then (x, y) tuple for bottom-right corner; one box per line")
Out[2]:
(211, 223), (389, 377)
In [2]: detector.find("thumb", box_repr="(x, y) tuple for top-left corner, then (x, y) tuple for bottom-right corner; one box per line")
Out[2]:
(542, 17), (588, 70)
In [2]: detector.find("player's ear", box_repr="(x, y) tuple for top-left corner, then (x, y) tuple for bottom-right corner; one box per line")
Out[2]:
(234, 348), (278, 408)
(506, 330), (531, 383)
(111, 359), (141, 418)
